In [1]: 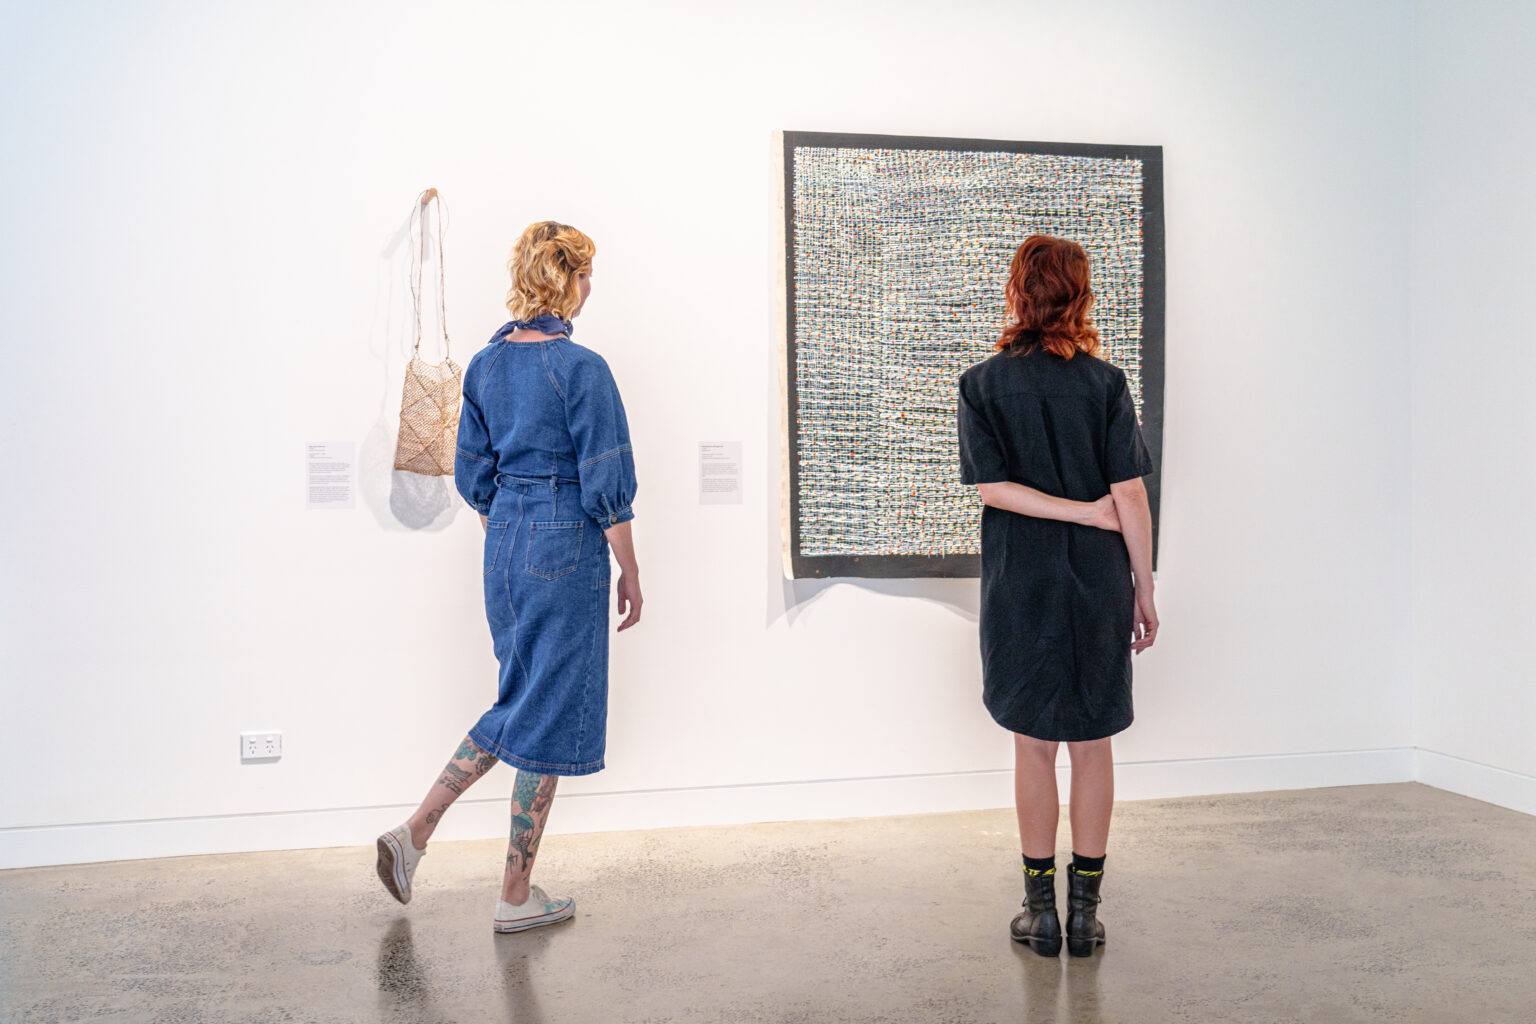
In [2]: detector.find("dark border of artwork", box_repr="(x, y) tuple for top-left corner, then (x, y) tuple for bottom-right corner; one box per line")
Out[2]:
(783, 130), (1165, 579)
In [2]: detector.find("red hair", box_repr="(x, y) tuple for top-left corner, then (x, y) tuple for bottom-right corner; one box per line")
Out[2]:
(996, 235), (1100, 359)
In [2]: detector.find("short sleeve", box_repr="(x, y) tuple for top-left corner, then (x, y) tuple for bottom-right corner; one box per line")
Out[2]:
(565, 355), (638, 527)
(1104, 368), (1155, 484)
(453, 358), (498, 515)
(957, 373), (1007, 484)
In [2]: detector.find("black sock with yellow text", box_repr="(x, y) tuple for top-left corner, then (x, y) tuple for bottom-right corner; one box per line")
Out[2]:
(1022, 854), (1056, 878)
(1070, 853), (1105, 876)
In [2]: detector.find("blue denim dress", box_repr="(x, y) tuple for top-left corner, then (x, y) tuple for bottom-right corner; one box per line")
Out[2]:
(454, 322), (637, 775)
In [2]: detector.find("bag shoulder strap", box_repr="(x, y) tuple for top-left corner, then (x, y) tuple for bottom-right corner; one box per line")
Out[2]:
(410, 188), (452, 362)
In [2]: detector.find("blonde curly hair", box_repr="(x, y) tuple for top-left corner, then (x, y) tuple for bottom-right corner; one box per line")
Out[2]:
(505, 221), (596, 322)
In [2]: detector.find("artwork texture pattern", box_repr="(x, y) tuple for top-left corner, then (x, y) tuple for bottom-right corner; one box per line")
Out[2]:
(786, 135), (1160, 576)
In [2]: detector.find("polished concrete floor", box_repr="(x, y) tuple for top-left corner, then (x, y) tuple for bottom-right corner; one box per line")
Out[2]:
(2, 783), (1535, 1023)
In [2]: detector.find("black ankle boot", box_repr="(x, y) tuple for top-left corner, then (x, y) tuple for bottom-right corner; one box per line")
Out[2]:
(1009, 870), (1062, 956)
(1065, 865), (1106, 957)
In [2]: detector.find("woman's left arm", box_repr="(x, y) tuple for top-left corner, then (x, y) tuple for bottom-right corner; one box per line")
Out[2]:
(976, 482), (1120, 532)
(564, 354), (642, 630)
(565, 354), (637, 529)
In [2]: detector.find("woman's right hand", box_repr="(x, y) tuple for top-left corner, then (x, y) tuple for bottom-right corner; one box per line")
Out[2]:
(616, 572), (643, 632)
(1089, 495), (1122, 533)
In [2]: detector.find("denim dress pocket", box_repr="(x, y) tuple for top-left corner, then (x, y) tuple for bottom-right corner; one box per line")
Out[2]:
(526, 520), (584, 580)
(484, 521), (509, 576)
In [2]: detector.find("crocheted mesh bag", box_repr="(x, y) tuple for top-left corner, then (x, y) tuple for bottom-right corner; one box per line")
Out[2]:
(394, 188), (463, 476)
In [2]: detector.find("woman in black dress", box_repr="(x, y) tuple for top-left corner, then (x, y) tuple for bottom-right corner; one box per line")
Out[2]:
(957, 234), (1158, 957)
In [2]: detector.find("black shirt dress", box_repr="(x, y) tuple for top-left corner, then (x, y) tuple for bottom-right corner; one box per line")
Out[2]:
(957, 348), (1155, 742)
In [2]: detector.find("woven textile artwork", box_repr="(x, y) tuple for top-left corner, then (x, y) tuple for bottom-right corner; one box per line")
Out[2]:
(782, 132), (1164, 578)
(394, 353), (463, 475)
(393, 187), (463, 477)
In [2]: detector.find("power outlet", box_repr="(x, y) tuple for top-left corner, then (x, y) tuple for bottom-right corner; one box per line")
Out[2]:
(240, 731), (282, 762)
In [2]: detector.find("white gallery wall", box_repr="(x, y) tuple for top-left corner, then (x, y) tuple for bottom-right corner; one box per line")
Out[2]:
(1410, 0), (1536, 815)
(1, 0), (1419, 868)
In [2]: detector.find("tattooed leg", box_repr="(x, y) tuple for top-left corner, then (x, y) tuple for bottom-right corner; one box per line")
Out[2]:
(404, 735), (500, 849)
(501, 770), (559, 904)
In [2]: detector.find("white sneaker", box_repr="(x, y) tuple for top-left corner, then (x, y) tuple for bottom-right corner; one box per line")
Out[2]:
(494, 885), (575, 933)
(376, 823), (425, 905)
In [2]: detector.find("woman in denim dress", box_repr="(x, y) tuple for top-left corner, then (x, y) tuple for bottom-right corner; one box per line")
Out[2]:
(376, 221), (641, 934)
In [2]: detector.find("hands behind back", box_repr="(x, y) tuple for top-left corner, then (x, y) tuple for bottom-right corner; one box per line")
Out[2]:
(1089, 495), (1122, 533)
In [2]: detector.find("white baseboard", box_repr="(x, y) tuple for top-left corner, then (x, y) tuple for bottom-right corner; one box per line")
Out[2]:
(0, 747), (1416, 870)
(1109, 746), (1416, 800)
(1415, 748), (1536, 816)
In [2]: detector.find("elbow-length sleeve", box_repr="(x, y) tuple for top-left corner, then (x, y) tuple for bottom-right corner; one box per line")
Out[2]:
(1103, 367), (1155, 484)
(957, 373), (1007, 484)
(566, 355), (638, 527)
(454, 360), (499, 515)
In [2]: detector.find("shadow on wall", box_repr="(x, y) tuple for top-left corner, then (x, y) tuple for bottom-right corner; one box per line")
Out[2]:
(359, 204), (461, 533)
(773, 574), (981, 627)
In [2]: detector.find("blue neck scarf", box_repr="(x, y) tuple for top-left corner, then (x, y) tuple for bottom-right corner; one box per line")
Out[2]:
(501, 313), (573, 338)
